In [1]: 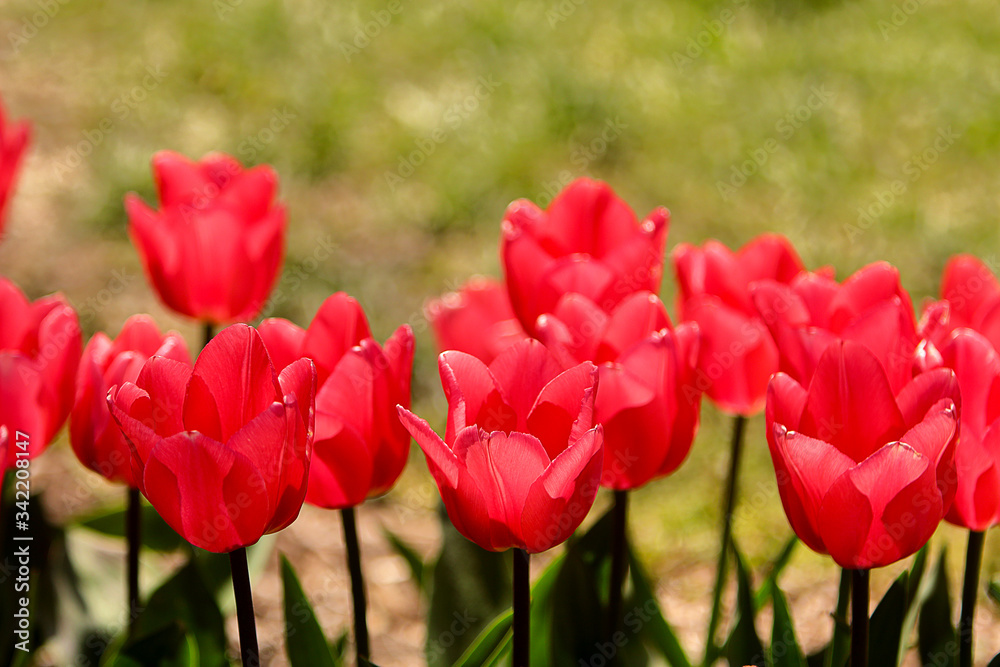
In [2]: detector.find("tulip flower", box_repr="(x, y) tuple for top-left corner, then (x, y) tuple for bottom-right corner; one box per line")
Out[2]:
(673, 234), (805, 415)
(398, 339), (603, 554)
(107, 323), (315, 553)
(257, 292), (414, 509)
(125, 151), (286, 324)
(751, 261), (918, 392)
(501, 178), (669, 337)
(71, 315), (191, 486)
(0, 98), (30, 237)
(258, 292), (411, 662)
(536, 290), (700, 490)
(766, 340), (959, 569)
(425, 276), (528, 364)
(0, 275), (81, 471)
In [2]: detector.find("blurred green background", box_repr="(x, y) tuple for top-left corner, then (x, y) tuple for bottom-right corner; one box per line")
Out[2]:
(2, 0), (1000, 663)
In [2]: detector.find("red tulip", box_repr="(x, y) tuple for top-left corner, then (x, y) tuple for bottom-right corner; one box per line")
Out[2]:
(0, 276), (81, 471)
(107, 324), (315, 553)
(501, 178), (669, 337)
(398, 340), (603, 553)
(536, 291), (701, 489)
(673, 234), (805, 415)
(71, 315), (190, 486)
(765, 340), (959, 569)
(257, 293), (414, 509)
(925, 255), (1000, 351)
(0, 99), (30, 236)
(125, 151), (286, 324)
(751, 261), (918, 393)
(425, 277), (528, 364)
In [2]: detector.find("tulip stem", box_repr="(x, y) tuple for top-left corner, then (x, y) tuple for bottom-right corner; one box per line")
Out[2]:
(513, 548), (530, 667)
(704, 413), (746, 663)
(826, 568), (852, 667)
(203, 322), (215, 348)
(606, 489), (629, 657)
(959, 530), (985, 667)
(127, 487), (141, 636)
(851, 568), (869, 667)
(229, 547), (259, 667)
(342, 506), (370, 663)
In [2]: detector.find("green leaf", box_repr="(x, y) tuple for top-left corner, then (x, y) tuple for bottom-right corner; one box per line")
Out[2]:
(897, 546), (929, 666)
(111, 621), (197, 667)
(823, 568), (851, 667)
(917, 551), (956, 667)
(627, 548), (691, 667)
(724, 541), (765, 667)
(771, 585), (806, 667)
(988, 581), (1000, 610)
(77, 504), (185, 553)
(529, 553), (565, 666)
(426, 515), (511, 666)
(868, 572), (908, 667)
(754, 536), (798, 610)
(122, 558), (229, 667)
(382, 528), (425, 591)
(452, 608), (513, 667)
(281, 555), (340, 667)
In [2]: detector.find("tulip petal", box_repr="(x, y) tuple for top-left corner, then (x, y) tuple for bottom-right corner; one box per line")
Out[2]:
(488, 339), (563, 431)
(818, 442), (938, 569)
(839, 297), (918, 393)
(302, 293), (372, 384)
(941, 255), (1000, 329)
(801, 341), (905, 462)
(526, 361), (597, 459)
(895, 367), (961, 428)
(599, 292), (671, 362)
(937, 329), (1000, 435)
(521, 427), (603, 553)
(543, 178), (640, 256)
(258, 318), (307, 373)
(107, 383), (161, 491)
(143, 431), (270, 553)
(737, 234), (804, 284)
(440, 351), (512, 443)
(306, 422), (373, 509)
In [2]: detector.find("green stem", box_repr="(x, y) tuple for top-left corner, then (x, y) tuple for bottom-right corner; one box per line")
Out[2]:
(827, 568), (851, 667)
(959, 530), (985, 667)
(704, 414), (746, 664)
(229, 547), (259, 667)
(342, 507), (370, 663)
(851, 569), (869, 667)
(606, 489), (629, 662)
(127, 487), (141, 637)
(203, 322), (215, 348)
(513, 548), (530, 667)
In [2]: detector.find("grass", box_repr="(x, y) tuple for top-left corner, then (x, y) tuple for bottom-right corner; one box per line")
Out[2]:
(2, 0), (1000, 661)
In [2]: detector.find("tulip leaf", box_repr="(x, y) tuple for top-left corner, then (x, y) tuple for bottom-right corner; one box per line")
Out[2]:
(119, 558), (229, 667)
(868, 571), (908, 667)
(770, 585), (806, 667)
(426, 515), (511, 666)
(723, 540), (765, 667)
(549, 516), (608, 666)
(627, 548), (691, 667)
(452, 607), (513, 667)
(280, 555), (341, 667)
(109, 621), (198, 667)
(754, 535), (798, 610)
(77, 503), (185, 553)
(529, 553), (565, 665)
(988, 581), (1000, 610)
(917, 551), (957, 667)
(382, 528), (426, 591)
(988, 651), (1000, 667)
(819, 568), (852, 667)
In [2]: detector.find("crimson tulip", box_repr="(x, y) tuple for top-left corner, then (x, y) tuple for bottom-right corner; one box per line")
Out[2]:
(766, 340), (959, 569)
(0, 98), (30, 236)
(425, 277), (528, 364)
(930, 254), (1000, 351)
(125, 151), (286, 324)
(71, 315), (190, 486)
(751, 261), (918, 392)
(501, 178), (669, 337)
(107, 324), (315, 553)
(0, 276), (81, 470)
(257, 293), (414, 509)
(536, 291), (700, 489)
(673, 234), (805, 415)
(398, 339), (603, 553)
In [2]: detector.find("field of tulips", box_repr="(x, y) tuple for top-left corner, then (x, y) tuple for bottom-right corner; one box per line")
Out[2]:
(3, 0), (1000, 665)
